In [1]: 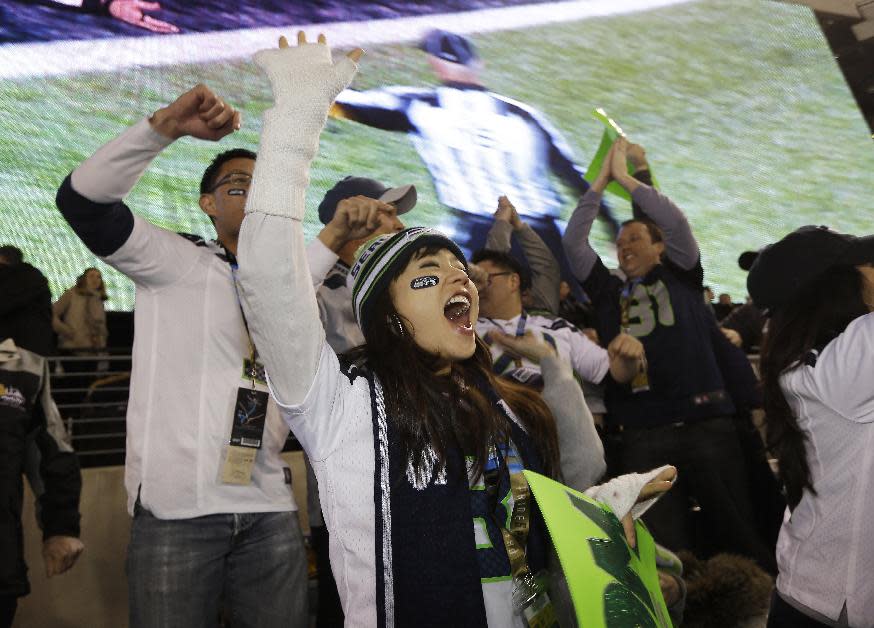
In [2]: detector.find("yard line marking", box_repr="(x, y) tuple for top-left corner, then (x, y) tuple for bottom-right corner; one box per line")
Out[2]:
(0, 0), (694, 80)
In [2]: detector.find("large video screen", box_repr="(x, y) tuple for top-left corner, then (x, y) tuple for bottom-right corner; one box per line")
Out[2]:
(2, 0), (872, 311)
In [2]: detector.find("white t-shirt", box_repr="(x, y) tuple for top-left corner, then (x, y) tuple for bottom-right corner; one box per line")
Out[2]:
(777, 312), (874, 626)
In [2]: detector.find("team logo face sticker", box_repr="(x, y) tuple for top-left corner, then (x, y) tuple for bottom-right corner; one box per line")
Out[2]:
(411, 275), (439, 290)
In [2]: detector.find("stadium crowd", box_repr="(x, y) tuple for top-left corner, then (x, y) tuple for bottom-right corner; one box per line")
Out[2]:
(1, 29), (872, 628)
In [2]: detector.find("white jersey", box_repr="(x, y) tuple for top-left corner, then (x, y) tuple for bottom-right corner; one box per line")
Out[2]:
(334, 85), (591, 218)
(477, 311), (609, 389)
(777, 312), (874, 626)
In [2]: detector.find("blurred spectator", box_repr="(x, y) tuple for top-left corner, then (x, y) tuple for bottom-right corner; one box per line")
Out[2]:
(558, 279), (598, 333)
(311, 175), (414, 354)
(0, 338), (83, 628)
(52, 267), (108, 356)
(720, 250), (767, 353)
(0, 245), (54, 357)
(702, 285), (717, 317)
(713, 292), (736, 321)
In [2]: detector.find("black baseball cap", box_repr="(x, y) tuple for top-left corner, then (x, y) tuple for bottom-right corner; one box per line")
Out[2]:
(747, 225), (874, 311)
(419, 29), (478, 66)
(317, 176), (417, 225)
(738, 250), (758, 271)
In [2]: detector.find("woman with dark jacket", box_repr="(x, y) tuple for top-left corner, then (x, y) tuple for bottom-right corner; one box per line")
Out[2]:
(749, 225), (874, 627)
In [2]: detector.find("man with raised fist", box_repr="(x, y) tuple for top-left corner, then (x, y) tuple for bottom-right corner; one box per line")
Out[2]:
(55, 82), (308, 626)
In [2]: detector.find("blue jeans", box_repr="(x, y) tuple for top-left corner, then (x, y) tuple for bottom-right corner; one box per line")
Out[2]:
(127, 505), (307, 628)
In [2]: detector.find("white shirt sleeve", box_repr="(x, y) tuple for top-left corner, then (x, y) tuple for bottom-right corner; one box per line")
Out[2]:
(236, 44), (358, 414)
(71, 118), (173, 204)
(306, 238), (339, 288)
(102, 214), (203, 288)
(268, 342), (362, 461)
(71, 117), (202, 288)
(564, 327), (610, 385)
(810, 312), (874, 423)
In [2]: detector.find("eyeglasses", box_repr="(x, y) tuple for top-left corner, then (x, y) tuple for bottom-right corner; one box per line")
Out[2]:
(485, 271), (512, 286)
(209, 173), (252, 193)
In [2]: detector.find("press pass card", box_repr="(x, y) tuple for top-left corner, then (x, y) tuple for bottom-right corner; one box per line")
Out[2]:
(230, 387), (268, 449)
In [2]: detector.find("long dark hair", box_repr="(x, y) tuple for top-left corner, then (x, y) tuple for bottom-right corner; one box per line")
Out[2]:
(75, 267), (108, 301)
(759, 264), (868, 509)
(347, 264), (561, 483)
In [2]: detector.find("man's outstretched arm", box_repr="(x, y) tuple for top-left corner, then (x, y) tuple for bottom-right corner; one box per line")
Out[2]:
(485, 196), (561, 314)
(561, 141), (615, 284)
(330, 87), (415, 132)
(610, 139), (699, 271)
(56, 84), (241, 286)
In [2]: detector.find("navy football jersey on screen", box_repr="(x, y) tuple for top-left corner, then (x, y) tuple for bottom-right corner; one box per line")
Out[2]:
(583, 257), (734, 427)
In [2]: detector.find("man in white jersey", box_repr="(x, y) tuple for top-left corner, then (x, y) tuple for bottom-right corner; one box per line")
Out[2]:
(54, 85), (312, 627)
(330, 29), (618, 266)
(474, 247), (646, 392)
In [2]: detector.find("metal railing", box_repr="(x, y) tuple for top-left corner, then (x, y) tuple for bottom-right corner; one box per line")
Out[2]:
(49, 351), (301, 468)
(49, 352), (132, 468)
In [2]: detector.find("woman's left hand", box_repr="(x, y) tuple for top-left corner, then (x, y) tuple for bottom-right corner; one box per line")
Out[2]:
(621, 466), (676, 548)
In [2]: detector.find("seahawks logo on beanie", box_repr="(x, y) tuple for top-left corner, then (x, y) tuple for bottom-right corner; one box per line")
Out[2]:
(348, 227), (467, 331)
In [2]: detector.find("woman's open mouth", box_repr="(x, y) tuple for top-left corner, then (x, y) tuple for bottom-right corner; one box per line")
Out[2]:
(444, 293), (474, 335)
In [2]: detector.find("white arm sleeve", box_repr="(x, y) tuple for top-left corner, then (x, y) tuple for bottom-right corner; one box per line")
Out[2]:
(237, 43), (357, 407)
(539, 354), (606, 491)
(812, 312), (874, 423)
(71, 118), (173, 203)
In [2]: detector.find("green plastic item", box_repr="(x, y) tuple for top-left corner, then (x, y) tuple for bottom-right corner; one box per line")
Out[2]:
(523, 470), (672, 627)
(585, 109), (658, 202)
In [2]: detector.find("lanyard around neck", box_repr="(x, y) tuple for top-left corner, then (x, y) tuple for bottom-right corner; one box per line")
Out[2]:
(515, 311), (529, 337)
(226, 252), (259, 385)
(484, 446), (533, 580)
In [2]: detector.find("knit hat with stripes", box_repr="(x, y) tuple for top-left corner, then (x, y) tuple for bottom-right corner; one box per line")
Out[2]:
(348, 226), (467, 331)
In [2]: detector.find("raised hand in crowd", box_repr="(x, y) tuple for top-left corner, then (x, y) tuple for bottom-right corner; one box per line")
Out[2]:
(493, 195), (524, 230)
(317, 195), (396, 253)
(626, 141), (649, 174)
(486, 330), (557, 363)
(42, 535), (85, 578)
(606, 332), (646, 383)
(149, 84), (241, 141)
(622, 466), (677, 548)
(591, 140), (616, 194)
(466, 263), (489, 294)
(107, 0), (179, 34)
(609, 136), (641, 193)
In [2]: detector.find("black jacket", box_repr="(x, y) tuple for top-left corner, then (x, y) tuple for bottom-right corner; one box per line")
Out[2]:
(0, 341), (81, 597)
(0, 262), (54, 357)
